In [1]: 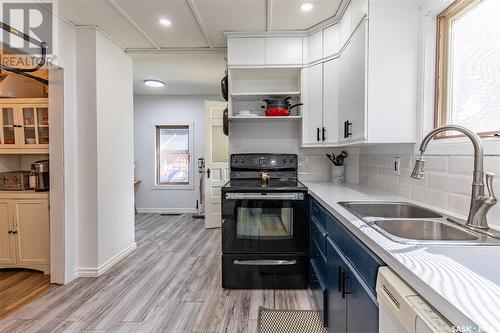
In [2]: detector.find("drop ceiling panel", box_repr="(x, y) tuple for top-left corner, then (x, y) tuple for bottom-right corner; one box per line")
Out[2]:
(270, 0), (342, 30)
(58, 1), (153, 49)
(115, 0), (208, 48)
(132, 53), (226, 95)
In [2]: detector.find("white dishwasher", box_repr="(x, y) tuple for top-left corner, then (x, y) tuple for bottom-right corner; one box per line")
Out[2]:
(376, 267), (454, 333)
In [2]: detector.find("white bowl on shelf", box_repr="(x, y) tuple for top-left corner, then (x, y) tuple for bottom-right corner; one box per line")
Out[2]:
(236, 110), (258, 117)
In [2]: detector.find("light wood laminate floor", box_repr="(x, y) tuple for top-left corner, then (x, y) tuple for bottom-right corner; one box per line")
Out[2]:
(0, 213), (315, 333)
(0, 269), (51, 320)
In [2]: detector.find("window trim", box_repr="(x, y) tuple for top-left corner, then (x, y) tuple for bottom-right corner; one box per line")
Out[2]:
(434, 0), (499, 139)
(153, 123), (194, 190)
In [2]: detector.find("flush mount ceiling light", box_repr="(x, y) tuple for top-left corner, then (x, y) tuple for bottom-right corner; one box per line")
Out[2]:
(300, 1), (314, 11)
(159, 17), (172, 26)
(144, 79), (165, 88)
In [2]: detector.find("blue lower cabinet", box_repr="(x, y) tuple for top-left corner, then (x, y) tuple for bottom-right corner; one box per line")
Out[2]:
(344, 260), (379, 333)
(326, 237), (347, 333)
(309, 198), (384, 333)
(310, 259), (328, 327)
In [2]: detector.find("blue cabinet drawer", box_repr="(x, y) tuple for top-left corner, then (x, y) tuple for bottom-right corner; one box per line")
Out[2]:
(311, 216), (327, 256)
(310, 199), (329, 229)
(311, 238), (327, 278)
(310, 259), (328, 327)
(326, 213), (384, 293)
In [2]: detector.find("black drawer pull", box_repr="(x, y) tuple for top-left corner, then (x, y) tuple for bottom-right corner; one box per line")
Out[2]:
(337, 266), (342, 292)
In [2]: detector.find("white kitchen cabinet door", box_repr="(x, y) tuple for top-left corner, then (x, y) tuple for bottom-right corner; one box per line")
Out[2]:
(266, 37), (303, 65)
(305, 31), (323, 64)
(351, 0), (368, 31)
(339, 2), (352, 49)
(322, 58), (339, 146)
(227, 37), (266, 66)
(302, 64), (323, 146)
(13, 200), (50, 266)
(323, 25), (339, 58)
(340, 21), (367, 143)
(338, 38), (351, 144)
(0, 201), (16, 265)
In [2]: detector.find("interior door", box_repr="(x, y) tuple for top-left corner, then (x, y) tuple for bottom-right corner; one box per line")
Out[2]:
(0, 201), (16, 264)
(13, 200), (50, 266)
(204, 101), (229, 228)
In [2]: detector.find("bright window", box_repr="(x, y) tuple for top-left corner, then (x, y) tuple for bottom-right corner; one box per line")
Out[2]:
(435, 0), (500, 136)
(156, 125), (190, 185)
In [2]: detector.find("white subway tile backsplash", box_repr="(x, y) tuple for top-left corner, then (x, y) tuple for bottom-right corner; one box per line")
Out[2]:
(359, 152), (500, 230)
(427, 173), (471, 196)
(447, 193), (470, 217)
(411, 186), (448, 208)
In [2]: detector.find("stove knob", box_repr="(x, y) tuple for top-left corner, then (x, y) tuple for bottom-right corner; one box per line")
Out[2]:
(234, 159), (238, 164)
(283, 159), (287, 163)
(241, 159), (245, 164)
(290, 159), (295, 164)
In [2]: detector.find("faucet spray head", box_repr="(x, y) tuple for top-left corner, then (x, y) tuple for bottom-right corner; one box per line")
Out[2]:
(411, 156), (425, 180)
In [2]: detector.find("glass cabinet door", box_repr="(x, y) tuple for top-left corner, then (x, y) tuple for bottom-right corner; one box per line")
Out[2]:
(22, 107), (37, 145)
(36, 107), (49, 145)
(1, 107), (17, 146)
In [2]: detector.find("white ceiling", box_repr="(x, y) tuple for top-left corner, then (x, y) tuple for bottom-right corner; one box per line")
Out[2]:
(131, 53), (226, 95)
(57, 0), (343, 95)
(58, 0), (343, 49)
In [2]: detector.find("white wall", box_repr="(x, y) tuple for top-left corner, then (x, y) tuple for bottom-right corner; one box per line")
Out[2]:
(134, 95), (221, 213)
(95, 31), (135, 267)
(75, 28), (135, 274)
(229, 121), (300, 154)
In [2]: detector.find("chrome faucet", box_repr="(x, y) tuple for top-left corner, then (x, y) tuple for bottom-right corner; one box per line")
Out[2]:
(411, 125), (497, 232)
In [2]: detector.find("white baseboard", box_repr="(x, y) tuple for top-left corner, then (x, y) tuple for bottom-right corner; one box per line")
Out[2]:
(136, 207), (197, 214)
(74, 242), (137, 278)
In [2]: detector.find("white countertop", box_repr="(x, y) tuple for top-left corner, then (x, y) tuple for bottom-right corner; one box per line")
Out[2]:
(302, 181), (500, 333)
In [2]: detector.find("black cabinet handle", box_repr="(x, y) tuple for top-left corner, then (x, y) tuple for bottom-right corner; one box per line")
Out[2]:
(316, 128), (321, 142)
(337, 266), (342, 292)
(322, 127), (326, 141)
(341, 270), (351, 298)
(207, 168), (211, 179)
(8, 230), (12, 234)
(12, 230), (18, 234)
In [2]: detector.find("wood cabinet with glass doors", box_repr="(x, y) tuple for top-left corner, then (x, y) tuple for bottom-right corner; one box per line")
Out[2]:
(0, 98), (49, 154)
(0, 193), (50, 274)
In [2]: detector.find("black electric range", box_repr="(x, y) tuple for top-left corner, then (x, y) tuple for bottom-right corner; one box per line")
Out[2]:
(221, 154), (309, 289)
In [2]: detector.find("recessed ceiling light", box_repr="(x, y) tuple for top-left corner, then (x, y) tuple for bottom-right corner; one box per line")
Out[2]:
(159, 18), (172, 26)
(300, 2), (314, 11)
(144, 79), (165, 88)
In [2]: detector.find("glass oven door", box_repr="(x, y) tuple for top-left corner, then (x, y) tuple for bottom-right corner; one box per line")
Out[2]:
(222, 192), (308, 254)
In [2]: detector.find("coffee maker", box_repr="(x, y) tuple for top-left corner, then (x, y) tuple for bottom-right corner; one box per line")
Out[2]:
(31, 160), (49, 192)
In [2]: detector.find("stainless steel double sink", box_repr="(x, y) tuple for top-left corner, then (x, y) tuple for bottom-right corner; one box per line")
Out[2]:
(338, 202), (500, 245)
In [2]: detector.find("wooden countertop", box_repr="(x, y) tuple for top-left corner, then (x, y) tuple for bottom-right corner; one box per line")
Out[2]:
(0, 191), (50, 199)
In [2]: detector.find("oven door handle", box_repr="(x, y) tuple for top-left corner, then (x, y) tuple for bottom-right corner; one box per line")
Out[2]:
(225, 192), (305, 200)
(233, 259), (298, 266)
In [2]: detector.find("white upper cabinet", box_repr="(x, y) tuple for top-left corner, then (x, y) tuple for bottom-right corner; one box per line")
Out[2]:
(265, 37), (303, 66)
(339, 21), (367, 144)
(227, 37), (303, 67)
(305, 31), (323, 64)
(227, 38), (266, 66)
(351, 0), (368, 31)
(301, 64), (323, 146)
(322, 58), (339, 145)
(323, 25), (339, 58)
(339, 3), (352, 48)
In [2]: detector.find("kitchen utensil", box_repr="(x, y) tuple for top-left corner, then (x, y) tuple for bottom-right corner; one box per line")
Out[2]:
(263, 104), (303, 117)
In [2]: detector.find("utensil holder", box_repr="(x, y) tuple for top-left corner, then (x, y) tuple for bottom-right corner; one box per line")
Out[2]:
(331, 165), (345, 184)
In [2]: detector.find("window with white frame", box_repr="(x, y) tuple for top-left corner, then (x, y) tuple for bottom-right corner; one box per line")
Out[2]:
(156, 125), (190, 185)
(435, 0), (500, 137)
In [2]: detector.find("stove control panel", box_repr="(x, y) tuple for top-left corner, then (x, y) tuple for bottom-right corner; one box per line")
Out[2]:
(231, 154), (297, 170)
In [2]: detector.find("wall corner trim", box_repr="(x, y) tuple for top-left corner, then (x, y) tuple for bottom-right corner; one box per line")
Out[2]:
(73, 242), (137, 279)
